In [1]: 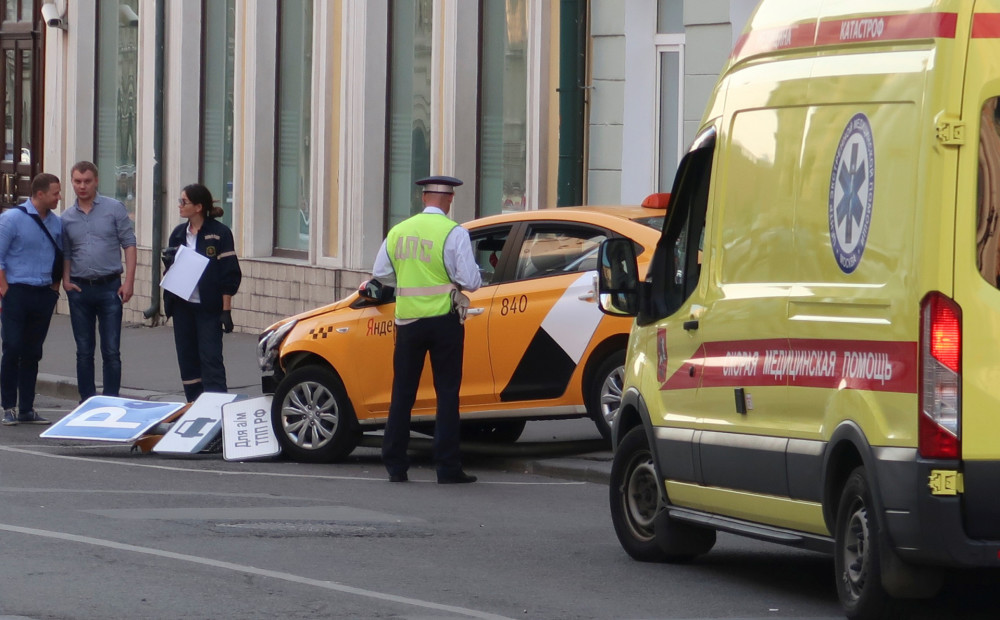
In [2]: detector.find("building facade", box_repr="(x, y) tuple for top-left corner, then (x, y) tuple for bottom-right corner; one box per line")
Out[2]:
(32, 0), (754, 333)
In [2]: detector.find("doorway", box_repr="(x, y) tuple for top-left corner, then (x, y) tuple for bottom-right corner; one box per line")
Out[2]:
(0, 0), (42, 210)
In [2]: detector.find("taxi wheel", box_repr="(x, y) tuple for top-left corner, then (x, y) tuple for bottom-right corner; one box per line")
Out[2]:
(588, 351), (625, 443)
(271, 366), (360, 463)
(610, 426), (669, 562)
(834, 467), (898, 619)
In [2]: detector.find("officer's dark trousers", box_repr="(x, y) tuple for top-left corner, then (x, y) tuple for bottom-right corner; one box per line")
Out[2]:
(0, 284), (58, 412)
(171, 300), (227, 402)
(382, 312), (464, 478)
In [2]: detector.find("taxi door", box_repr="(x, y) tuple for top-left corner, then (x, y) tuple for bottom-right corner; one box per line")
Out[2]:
(488, 222), (609, 405)
(411, 225), (514, 411)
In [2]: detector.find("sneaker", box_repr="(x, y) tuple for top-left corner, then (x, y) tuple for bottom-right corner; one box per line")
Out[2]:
(1, 408), (17, 426)
(16, 410), (50, 425)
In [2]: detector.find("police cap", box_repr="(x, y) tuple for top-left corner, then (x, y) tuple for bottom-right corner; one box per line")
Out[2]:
(416, 175), (463, 194)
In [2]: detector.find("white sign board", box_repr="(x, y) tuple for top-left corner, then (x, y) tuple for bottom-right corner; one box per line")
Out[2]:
(161, 244), (209, 301)
(40, 397), (184, 442)
(153, 393), (241, 455)
(221, 396), (281, 461)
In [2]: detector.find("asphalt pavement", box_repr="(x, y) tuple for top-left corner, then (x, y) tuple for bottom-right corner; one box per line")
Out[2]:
(34, 313), (613, 483)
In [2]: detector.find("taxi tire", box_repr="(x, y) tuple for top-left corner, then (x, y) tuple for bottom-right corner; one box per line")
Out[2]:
(834, 467), (904, 619)
(610, 426), (715, 562)
(271, 366), (360, 463)
(587, 351), (626, 443)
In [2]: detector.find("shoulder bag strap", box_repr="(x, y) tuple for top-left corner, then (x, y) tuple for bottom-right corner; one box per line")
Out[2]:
(14, 205), (60, 251)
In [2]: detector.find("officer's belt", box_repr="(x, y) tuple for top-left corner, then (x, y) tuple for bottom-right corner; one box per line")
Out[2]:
(395, 283), (457, 296)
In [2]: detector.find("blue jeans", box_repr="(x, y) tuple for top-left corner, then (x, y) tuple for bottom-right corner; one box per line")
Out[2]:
(1, 284), (58, 412)
(67, 277), (123, 399)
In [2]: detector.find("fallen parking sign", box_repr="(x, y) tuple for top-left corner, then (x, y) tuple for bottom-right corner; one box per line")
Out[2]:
(40, 396), (184, 442)
(153, 393), (242, 454)
(221, 396), (280, 461)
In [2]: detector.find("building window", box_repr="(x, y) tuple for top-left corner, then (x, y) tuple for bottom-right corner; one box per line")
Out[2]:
(655, 43), (683, 191)
(95, 0), (139, 216)
(478, 0), (527, 216)
(655, 0), (684, 192)
(274, 0), (313, 254)
(201, 0), (236, 228)
(657, 0), (683, 34)
(386, 0), (433, 231)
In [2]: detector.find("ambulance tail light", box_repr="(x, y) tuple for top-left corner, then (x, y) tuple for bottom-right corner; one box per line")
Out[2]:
(919, 293), (961, 460)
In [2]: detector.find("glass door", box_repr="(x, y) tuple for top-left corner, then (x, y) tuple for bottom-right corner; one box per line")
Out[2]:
(0, 0), (41, 210)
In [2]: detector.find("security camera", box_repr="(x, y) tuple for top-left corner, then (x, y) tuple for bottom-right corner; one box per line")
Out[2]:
(41, 3), (66, 30)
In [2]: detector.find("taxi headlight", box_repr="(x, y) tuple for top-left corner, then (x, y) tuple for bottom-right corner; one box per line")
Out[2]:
(257, 320), (298, 374)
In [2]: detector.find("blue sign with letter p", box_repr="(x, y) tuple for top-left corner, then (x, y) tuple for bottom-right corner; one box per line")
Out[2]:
(40, 396), (185, 442)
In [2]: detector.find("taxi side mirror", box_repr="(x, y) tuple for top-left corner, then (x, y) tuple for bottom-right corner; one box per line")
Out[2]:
(597, 238), (640, 317)
(358, 279), (395, 304)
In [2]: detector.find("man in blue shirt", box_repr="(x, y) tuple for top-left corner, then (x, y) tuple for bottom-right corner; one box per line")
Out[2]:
(0, 173), (63, 425)
(61, 161), (137, 401)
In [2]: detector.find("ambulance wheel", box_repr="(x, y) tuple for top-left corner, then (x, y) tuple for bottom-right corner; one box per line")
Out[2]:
(610, 427), (666, 561)
(272, 366), (360, 463)
(610, 426), (715, 562)
(835, 467), (900, 619)
(587, 350), (626, 443)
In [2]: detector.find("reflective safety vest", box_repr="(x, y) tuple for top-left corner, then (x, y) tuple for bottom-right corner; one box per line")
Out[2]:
(387, 212), (459, 319)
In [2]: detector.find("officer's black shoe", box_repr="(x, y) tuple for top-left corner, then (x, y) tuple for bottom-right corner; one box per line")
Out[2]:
(437, 471), (477, 484)
(388, 473), (408, 483)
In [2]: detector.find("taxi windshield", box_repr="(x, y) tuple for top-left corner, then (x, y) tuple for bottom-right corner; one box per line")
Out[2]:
(633, 215), (666, 231)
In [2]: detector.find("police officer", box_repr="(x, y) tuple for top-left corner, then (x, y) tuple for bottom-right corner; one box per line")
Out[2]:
(372, 175), (482, 483)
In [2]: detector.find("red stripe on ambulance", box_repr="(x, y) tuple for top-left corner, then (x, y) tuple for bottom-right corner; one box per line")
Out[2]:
(732, 12), (958, 63)
(814, 13), (957, 45)
(972, 14), (1000, 38)
(662, 339), (918, 394)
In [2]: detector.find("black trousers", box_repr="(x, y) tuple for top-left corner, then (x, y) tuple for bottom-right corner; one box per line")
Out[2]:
(382, 312), (464, 478)
(171, 300), (227, 402)
(0, 284), (58, 412)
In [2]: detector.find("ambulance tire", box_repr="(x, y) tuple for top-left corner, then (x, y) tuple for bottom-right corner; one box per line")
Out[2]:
(271, 366), (360, 463)
(834, 467), (905, 619)
(587, 351), (626, 443)
(610, 426), (715, 562)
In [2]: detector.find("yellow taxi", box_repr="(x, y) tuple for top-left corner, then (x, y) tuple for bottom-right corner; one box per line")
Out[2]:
(257, 198), (666, 462)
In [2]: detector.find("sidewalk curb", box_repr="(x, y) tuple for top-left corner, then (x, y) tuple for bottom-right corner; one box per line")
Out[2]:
(36, 373), (183, 404)
(35, 372), (614, 486)
(516, 457), (611, 485)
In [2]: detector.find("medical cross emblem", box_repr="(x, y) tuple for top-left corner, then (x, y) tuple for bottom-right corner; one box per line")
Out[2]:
(829, 113), (875, 274)
(836, 144), (866, 244)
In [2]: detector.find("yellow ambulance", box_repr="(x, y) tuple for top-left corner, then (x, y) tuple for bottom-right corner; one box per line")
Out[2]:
(598, 1), (1000, 617)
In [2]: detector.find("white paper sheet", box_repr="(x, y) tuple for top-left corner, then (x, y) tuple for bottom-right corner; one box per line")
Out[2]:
(161, 244), (209, 301)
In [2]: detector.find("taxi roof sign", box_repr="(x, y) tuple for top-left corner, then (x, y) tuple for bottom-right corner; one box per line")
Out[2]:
(641, 193), (670, 209)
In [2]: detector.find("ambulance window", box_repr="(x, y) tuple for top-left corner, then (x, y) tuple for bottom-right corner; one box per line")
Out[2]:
(514, 225), (608, 280)
(643, 128), (714, 323)
(471, 227), (512, 285)
(978, 98), (1000, 288)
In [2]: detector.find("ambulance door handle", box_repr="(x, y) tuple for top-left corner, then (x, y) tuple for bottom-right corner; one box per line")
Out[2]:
(683, 320), (699, 331)
(467, 308), (485, 316)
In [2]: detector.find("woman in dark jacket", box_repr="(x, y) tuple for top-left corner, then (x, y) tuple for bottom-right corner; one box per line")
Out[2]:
(163, 183), (242, 402)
